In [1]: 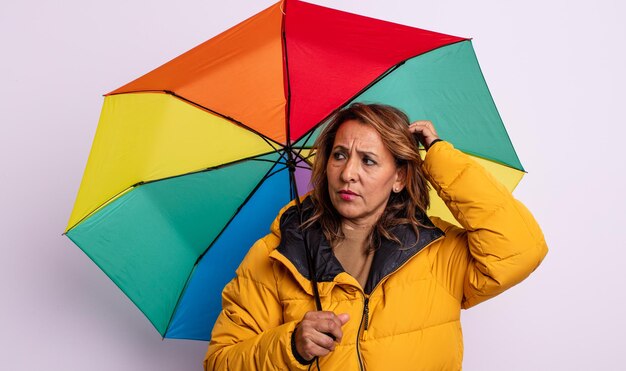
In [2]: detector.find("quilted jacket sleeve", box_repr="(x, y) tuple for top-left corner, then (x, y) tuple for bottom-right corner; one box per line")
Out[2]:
(422, 141), (548, 309)
(204, 236), (309, 370)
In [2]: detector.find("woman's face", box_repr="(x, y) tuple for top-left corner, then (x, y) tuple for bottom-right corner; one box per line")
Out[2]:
(326, 119), (405, 227)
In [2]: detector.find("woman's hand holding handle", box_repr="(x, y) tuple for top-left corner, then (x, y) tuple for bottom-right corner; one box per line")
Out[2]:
(294, 311), (350, 361)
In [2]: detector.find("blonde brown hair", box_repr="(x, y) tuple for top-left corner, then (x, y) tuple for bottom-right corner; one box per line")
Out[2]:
(304, 103), (431, 249)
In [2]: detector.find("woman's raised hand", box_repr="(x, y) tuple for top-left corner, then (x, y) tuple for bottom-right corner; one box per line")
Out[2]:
(294, 311), (350, 361)
(409, 120), (440, 150)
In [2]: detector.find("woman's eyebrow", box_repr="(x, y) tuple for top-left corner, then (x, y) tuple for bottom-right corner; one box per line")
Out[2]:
(359, 150), (379, 158)
(332, 145), (379, 158)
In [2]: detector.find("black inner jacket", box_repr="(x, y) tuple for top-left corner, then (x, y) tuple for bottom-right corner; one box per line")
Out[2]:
(276, 196), (445, 295)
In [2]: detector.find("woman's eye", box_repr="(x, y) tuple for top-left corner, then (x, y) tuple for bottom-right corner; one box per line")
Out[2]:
(332, 152), (346, 160)
(363, 157), (376, 166)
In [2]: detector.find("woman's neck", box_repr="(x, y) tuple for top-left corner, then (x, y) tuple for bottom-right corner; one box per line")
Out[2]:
(333, 221), (375, 289)
(340, 221), (372, 253)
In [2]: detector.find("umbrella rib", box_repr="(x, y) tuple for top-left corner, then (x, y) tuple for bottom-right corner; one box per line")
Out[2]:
(281, 1), (293, 149)
(291, 153), (311, 170)
(463, 39), (524, 172)
(64, 151), (280, 233)
(165, 156), (290, 336)
(287, 151), (314, 171)
(140, 152), (281, 186)
(295, 151), (314, 163)
(161, 263), (198, 340)
(193, 157), (286, 265)
(63, 185), (135, 234)
(65, 233), (171, 338)
(263, 163), (289, 183)
(292, 39), (471, 146)
(293, 128), (318, 159)
(252, 151), (312, 198)
(290, 62), (405, 146)
(164, 90), (284, 153)
(452, 148), (527, 173)
(250, 157), (288, 165)
(259, 151), (291, 183)
(107, 89), (283, 152)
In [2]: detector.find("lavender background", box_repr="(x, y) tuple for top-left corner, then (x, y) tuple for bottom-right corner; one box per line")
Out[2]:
(1, 0), (624, 369)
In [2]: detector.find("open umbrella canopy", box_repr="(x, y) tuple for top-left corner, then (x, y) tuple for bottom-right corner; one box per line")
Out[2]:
(65, 0), (524, 341)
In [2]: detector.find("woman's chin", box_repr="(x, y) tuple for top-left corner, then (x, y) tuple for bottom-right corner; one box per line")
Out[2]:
(335, 207), (380, 226)
(334, 205), (360, 220)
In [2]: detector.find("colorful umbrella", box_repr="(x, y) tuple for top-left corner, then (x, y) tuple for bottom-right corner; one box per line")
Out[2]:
(65, 0), (524, 341)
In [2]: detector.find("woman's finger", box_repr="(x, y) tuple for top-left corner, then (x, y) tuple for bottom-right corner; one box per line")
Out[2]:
(295, 311), (350, 360)
(308, 326), (338, 350)
(302, 311), (345, 342)
(409, 120), (439, 148)
(314, 317), (344, 343)
(409, 121), (437, 135)
(304, 311), (347, 341)
(295, 321), (336, 360)
(298, 334), (333, 359)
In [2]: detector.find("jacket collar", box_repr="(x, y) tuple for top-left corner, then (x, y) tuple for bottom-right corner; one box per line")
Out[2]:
(273, 196), (444, 294)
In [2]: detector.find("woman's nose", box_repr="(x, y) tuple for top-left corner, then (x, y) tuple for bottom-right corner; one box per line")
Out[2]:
(340, 156), (358, 183)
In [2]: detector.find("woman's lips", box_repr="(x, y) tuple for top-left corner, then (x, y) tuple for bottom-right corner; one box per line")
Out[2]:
(339, 190), (358, 201)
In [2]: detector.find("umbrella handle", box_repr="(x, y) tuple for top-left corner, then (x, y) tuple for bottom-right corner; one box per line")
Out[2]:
(286, 150), (323, 312)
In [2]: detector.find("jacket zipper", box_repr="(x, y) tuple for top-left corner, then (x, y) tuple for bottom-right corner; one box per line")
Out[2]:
(354, 235), (444, 370)
(363, 297), (370, 333)
(356, 294), (369, 371)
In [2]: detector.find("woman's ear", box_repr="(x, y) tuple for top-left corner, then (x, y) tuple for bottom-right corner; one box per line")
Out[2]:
(393, 165), (407, 193)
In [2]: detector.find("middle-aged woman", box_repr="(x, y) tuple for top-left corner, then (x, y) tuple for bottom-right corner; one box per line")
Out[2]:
(204, 103), (548, 370)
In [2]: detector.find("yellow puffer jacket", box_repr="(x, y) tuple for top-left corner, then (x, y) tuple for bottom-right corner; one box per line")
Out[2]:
(204, 141), (548, 370)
